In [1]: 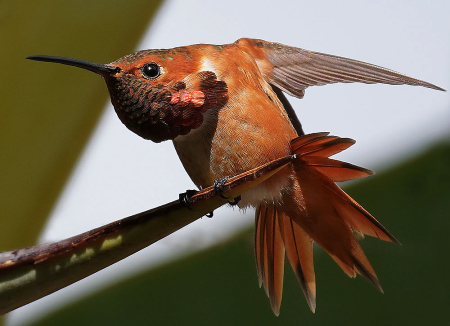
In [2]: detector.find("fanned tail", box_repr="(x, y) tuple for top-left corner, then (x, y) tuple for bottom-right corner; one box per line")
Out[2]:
(290, 132), (399, 244)
(254, 132), (398, 315)
(288, 133), (399, 287)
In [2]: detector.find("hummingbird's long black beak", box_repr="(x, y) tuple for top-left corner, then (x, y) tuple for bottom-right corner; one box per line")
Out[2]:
(26, 55), (120, 75)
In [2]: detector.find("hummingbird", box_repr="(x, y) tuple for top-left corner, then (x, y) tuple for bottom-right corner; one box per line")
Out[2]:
(28, 38), (444, 315)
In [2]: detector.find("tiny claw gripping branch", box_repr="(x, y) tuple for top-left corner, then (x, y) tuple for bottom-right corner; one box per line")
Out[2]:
(213, 176), (231, 199)
(212, 176), (241, 206)
(178, 189), (199, 210)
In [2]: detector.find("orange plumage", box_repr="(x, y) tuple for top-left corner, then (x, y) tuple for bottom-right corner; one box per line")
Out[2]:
(28, 38), (444, 315)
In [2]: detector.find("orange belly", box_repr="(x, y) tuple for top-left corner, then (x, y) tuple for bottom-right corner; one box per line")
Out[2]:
(173, 85), (297, 206)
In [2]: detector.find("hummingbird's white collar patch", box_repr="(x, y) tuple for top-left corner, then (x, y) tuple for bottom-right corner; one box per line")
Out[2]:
(200, 58), (217, 76)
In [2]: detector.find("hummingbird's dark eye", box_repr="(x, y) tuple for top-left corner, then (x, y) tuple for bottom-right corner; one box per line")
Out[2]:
(141, 62), (161, 79)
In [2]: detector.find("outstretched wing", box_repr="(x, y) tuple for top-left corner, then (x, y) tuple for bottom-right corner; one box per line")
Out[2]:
(237, 38), (445, 99)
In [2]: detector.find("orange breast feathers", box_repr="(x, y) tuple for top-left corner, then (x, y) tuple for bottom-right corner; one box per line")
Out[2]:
(173, 44), (298, 191)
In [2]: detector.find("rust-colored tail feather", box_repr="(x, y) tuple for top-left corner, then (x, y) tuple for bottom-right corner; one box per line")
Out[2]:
(291, 133), (355, 158)
(253, 132), (398, 315)
(255, 204), (285, 315)
(302, 156), (374, 182)
(325, 180), (400, 243)
(278, 210), (316, 312)
(352, 256), (384, 293)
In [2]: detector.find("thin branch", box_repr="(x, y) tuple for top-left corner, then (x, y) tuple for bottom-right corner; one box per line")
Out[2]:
(0, 155), (296, 314)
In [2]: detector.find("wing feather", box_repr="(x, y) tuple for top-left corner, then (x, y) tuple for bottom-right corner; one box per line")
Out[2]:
(237, 38), (445, 99)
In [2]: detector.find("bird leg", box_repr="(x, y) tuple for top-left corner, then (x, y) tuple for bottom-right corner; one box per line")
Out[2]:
(213, 176), (242, 206)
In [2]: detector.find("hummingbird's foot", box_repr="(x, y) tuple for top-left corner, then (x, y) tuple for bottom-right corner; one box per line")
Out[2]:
(213, 176), (231, 199)
(213, 176), (241, 206)
(180, 190), (215, 218)
(179, 189), (198, 210)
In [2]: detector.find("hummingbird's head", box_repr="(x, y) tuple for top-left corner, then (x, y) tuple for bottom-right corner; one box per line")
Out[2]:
(27, 47), (228, 143)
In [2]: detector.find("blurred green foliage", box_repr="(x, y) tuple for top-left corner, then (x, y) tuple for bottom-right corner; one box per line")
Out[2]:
(0, 0), (162, 251)
(31, 141), (450, 325)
